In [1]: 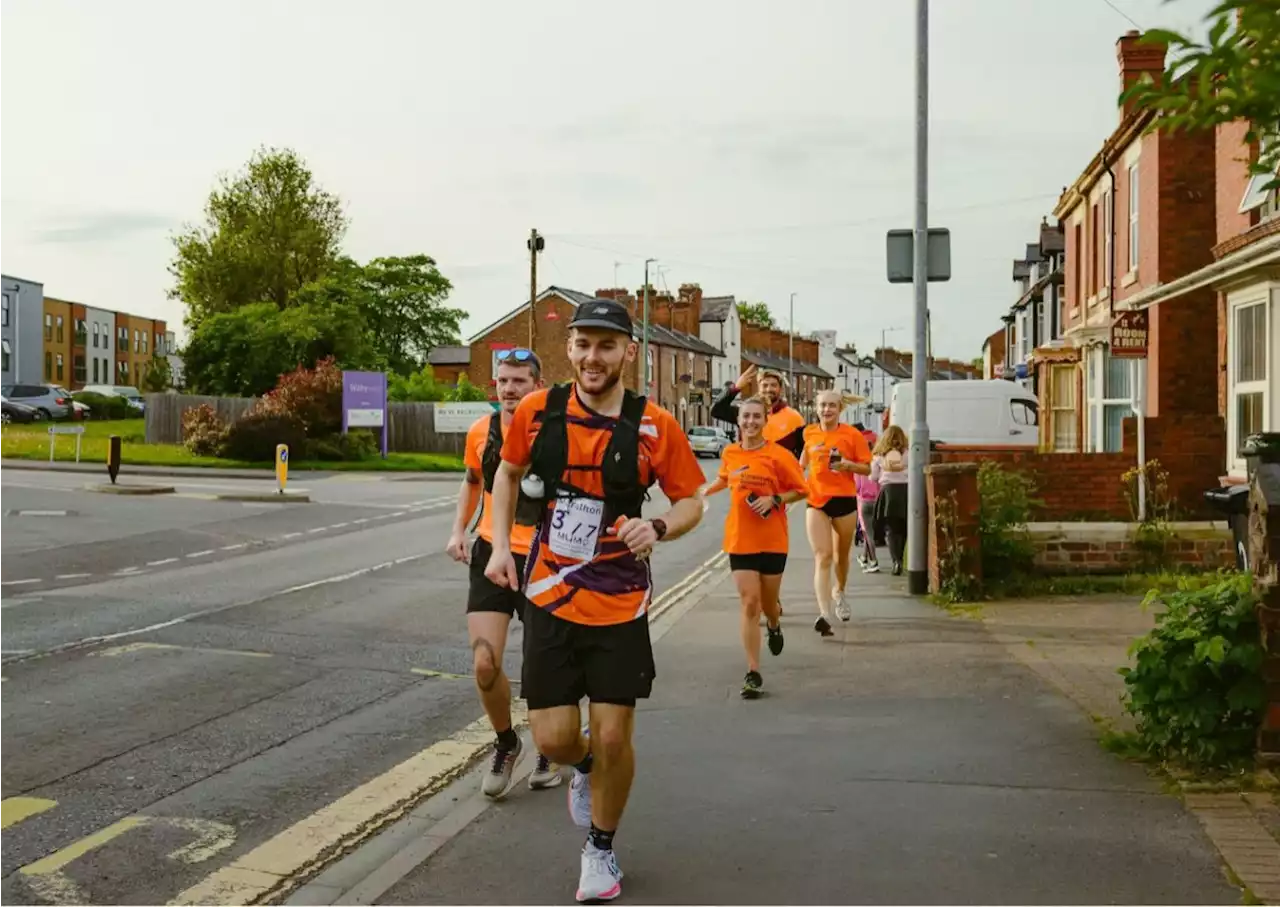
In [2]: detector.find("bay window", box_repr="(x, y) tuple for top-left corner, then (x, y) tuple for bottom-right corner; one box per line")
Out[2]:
(1086, 346), (1135, 453)
(1050, 364), (1078, 452)
(1227, 289), (1273, 472)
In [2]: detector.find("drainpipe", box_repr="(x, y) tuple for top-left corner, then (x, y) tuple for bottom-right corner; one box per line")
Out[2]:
(1107, 158), (1146, 519)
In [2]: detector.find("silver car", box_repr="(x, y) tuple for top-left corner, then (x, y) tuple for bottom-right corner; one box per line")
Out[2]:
(0, 383), (74, 420)
(688, 426), (731, 458)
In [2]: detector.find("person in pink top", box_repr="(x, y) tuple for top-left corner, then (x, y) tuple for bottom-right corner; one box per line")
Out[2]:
(855, 471), (882, 573)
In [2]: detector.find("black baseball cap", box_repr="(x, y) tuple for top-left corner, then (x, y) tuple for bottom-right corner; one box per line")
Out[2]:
(568, 299), (634, 336)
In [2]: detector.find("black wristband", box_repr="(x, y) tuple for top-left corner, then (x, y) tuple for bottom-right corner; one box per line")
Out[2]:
(650, 517), (668, 541)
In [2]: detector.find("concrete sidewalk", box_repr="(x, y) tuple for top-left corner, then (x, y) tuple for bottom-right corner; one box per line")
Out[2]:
(0, 458), (461, 481)
(308, 532), (1242, 905)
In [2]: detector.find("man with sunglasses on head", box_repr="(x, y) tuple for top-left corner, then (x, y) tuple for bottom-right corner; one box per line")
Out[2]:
(447, 347), (561, 798)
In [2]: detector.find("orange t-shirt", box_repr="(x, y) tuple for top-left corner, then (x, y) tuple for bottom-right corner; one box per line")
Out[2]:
(463, 414), (536, 556)
(500, 386), (706, 627)
(802, 423), (872, 506)
(718, 441), (810, 556)
(763, 405), (805, 446)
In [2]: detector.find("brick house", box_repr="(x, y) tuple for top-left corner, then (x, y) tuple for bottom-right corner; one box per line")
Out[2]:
(981, 328), (1006, 381)
(1116, 117), (1279, 481)
(460, 285), (722, 430)
(738, 322), (834, 420)
(426, 345), (470, 385)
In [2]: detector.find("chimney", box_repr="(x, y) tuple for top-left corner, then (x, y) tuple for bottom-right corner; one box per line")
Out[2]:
(650, 292), (675, 329)
(1117, 29), (1167, 119)
(596, 287), (637, 315)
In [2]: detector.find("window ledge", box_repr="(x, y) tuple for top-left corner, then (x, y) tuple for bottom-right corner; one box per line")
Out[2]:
(1121, 269), (1139, 288)
(1086, 294), (1098, 308)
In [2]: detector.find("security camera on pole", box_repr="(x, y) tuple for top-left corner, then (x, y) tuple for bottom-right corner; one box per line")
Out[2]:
(884, 0), (951, 596)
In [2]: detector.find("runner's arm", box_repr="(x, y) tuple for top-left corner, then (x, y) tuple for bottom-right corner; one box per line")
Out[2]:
(652, 493), (704, 543)
(702, 477), (728, 496)
(488, 460), (523, 555)
(445, 469), (483, 561)
(709, 385), (742, 425)
(777, 425), (805, 460)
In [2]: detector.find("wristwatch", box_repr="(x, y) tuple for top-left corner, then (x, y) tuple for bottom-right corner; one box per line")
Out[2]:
(650, 517), (668, 541)
(771, 494), (783, 508)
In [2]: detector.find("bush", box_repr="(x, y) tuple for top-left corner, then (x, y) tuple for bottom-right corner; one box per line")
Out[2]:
(181, 404), (229, 456)
(221, 411), (308, 463)
(74, 392), (136, 421)
(977, 461), (1038, 581)
(1119, 573), (1265, 770)
(304, 430), (379, 461)
(249, 356), (342, 436)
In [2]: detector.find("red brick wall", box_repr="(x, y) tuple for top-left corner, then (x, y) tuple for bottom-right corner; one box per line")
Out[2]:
(1033, 527), (1233, 575)
(1216, 119), (1255, 245)
(934, 412), (1225, 520)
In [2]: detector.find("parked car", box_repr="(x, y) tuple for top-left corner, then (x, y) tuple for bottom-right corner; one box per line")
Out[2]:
(688, 425), (731, 458)
(1, 395), (44, 424)
(0, 383), (74, 420)
(80, 384), (146, 415)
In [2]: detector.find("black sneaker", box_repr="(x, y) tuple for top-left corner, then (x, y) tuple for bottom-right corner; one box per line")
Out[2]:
(813, 616), (834, 637)
(741, 670), (763, 699)
(766, 623), (785, 656)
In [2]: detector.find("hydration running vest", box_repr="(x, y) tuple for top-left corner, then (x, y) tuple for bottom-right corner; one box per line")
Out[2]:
(515, 382), (652, 527)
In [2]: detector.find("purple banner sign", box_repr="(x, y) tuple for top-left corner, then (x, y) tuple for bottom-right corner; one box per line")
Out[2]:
(341, 370), (388, 458)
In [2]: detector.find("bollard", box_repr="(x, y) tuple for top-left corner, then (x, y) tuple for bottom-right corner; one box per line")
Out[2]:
(107, 435), (121, 485)
(276, 444), (289, 495)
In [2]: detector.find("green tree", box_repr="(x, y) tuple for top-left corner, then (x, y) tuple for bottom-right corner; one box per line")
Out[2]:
(1123, 2), (1280, 185)
(141, 356), (172, 392)
(169, 147), (348, 330)
(388, 364), (447, 402)
(183, 300), (380, 397)
(736, 301), (776, 328)
(354, 255), (464, 375)
(446, 374), (491, 402)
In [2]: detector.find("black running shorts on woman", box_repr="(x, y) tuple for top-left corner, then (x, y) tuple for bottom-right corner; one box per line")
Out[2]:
(467, 537), (529, 618)
(521, 602), (656, 710)
(808, 496), (858, 519)
(728, 552), (788, 575)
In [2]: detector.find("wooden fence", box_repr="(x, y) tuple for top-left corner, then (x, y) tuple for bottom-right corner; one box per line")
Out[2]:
(144, 394), (470, 455)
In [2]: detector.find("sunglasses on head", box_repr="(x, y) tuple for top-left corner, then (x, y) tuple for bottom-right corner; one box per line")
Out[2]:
(496, 348), (539, 365)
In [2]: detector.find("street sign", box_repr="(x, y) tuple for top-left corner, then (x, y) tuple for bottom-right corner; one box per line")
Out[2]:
(48, 424), (85, 463)
(886, 228), (952, 283)
(342, 371), (389, 458)
(276, 444), (289, 494)
(435, 402), (498, 433)
(1110, 310), (1149, 359)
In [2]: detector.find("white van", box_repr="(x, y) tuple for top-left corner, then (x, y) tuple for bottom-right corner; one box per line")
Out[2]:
(888, 380), (1039, 447)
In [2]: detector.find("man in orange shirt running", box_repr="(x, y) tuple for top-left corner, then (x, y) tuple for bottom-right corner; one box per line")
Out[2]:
(446, 348), (561, 798)
(711, 364), (806, 460)
(485, 299), (706, 904)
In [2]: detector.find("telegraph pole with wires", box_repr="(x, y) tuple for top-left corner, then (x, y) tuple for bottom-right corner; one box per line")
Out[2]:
(527, 229), (544, 350)
(788, 292), (796, 398)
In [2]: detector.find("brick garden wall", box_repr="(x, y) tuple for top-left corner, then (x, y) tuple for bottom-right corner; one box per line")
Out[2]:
(1029, 522), (1233, 575)
(933, 413), (1225, 521)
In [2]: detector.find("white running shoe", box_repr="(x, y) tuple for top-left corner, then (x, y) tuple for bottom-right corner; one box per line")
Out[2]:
(862, 560), (880, 574)
(833, 590), (851, 622)
(529, 753), (563, 790)
(481, 736), (523, 799)
(577, 842), (623, 903)
(568, 725), (592, 828)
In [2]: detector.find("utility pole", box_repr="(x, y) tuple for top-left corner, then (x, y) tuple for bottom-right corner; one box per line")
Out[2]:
(907, 0), (931, 596)
(788, 292), (796, 400)
(527, 229), (543, 351)
(642, 258), (656, 391)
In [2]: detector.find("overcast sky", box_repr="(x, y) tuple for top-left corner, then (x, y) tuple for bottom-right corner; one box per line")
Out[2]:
(2, 0), (1214, 363)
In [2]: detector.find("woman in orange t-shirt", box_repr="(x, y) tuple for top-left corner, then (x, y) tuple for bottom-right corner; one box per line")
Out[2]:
(703, 396), (809, 699)
(800, 390), (872, 635)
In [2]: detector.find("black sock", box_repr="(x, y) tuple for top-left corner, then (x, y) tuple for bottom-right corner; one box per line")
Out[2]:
(574, 751), (594, 774)
(496, 727), (519, 751)
(588, 824), (615, 852)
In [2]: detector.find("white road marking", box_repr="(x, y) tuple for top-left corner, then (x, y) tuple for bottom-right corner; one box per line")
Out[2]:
(113, 567), (144, 576)
(147, 557), (180, 567)
(352, 518), (370, 525)
(280, 532), (303, 540)
(328, 522), (349, 530)
(186, 550), (215, 559)
(274, 554), (429, 596)
(390, 512), (406, 518)
(220, 543), (248, 551)
(1, 578), (41, 587)
(54, 573), (92, 580)
(10, 509), (69, 517)
(306, 527), (328, 534)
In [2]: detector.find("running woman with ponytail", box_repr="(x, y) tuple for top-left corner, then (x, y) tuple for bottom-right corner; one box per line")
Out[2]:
(799, 389), (871, 636)
(703, 396), (810, 698)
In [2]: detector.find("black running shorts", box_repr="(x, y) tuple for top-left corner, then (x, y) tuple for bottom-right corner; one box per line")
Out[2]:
(808, 496), (858, 519)
(466, 537), (529, 620)
(521, 603), (655, 711)
(728, 552), (788, 575)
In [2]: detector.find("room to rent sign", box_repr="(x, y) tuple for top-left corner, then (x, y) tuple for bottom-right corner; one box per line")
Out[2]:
(1110, 310), (1149, 359)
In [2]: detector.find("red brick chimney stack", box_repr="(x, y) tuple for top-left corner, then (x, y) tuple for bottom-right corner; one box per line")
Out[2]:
(1116, 29), (1167, 119)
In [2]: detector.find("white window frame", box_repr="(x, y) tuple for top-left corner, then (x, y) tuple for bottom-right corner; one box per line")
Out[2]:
(1239, 129), (1278, 215)
(1, 293), (9, 327)
(1226, 286), (1274, 475)
(1103, 188), (1114, 289)
(1086, 346), (1135, 453)
(1128, 162), (1140, 272)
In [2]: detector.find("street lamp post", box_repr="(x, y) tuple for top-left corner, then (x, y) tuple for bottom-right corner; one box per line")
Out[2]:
(907, 0), (931, 596)
(788, 292), (796, 400)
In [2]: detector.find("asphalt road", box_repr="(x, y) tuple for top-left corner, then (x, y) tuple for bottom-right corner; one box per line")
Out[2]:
(0, 462), (730, 905)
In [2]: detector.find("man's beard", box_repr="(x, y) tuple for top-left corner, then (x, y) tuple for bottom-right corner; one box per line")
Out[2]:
(575, 361), (622, 393)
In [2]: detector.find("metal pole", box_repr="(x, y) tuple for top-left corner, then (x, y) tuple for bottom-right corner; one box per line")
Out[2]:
(643, 259), (655, 390)
(788, 292), (796, 402)
(528, 228), (538, 351)
(907, 0), (931, 596)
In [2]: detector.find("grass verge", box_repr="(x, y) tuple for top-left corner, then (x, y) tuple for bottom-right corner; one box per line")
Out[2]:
(1, 419), (464, 472)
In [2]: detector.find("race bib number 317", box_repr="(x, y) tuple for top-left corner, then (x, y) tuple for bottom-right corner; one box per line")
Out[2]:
(549, 497), (604, 561)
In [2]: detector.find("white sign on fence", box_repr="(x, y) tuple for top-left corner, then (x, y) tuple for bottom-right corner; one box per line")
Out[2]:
(435, 402), (497, 433)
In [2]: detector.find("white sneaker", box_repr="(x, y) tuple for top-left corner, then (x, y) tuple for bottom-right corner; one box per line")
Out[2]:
(568, 725), (592, 828)
(481, 736), (523, 799)
(833, 590), (851, 622)
(529, 752), (563, 790)
(862, 560), (880, 574)
(576, 842), (623, 903)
